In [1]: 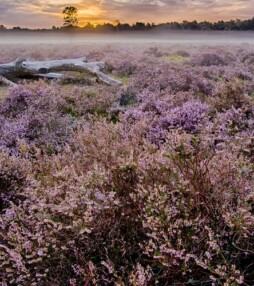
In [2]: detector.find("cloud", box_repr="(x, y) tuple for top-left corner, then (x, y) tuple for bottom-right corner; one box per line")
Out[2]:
(0, 0), (253, 28)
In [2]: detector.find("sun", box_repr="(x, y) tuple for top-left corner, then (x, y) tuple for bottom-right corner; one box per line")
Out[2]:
(55, 2), (116, 27)
(79, 6), (104, 22)
(79, 7), (102, 17)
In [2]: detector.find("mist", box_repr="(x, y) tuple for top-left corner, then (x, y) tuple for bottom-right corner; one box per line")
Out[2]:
(0, 30), (254, 46)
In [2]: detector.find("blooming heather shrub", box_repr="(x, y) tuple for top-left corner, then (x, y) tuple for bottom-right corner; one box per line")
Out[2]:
(190, 52), (232, 66)
(118, 89), (139, 106)
(129, 62), (186, 93)
(0, 121), (147, 285)
(0, 81), (76, 154)
(128, 62), (216, 97)
(175, 49), (190, 57)
(135, 132), (254, 285)
(58, 85), (118, 118)
(144, 46), (164, 57)
(103, 50), (139, 77)
(0, 82), (118, 154)
(212, 107), (254, 139)
(114, 60), (138, 77)
(125, 96), (210, 143)
(241, 52), (254, 65)
(162, 100), (210, 132)
(0, 152), (28, 213)
(85, 49), (106, 61)
(209, 79), (254, 112)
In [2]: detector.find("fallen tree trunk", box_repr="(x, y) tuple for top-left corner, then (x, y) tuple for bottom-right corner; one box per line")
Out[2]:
(0, 76), (17, 87)
(0, 57), (121, 86)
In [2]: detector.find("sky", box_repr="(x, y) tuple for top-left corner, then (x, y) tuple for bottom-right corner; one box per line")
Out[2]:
(0, 0), (254, 28)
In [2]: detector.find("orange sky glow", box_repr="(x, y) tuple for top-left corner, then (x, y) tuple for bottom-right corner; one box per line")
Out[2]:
(0, 0), (253, 28)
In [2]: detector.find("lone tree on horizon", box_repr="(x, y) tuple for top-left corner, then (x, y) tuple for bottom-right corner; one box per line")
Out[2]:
(62, 6), (78, 27)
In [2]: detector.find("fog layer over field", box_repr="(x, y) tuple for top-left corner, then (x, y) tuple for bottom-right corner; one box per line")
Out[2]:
(0, 31), (254, 45)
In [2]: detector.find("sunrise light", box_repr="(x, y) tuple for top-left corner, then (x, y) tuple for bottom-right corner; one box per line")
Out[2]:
(0, 0), (253, 28)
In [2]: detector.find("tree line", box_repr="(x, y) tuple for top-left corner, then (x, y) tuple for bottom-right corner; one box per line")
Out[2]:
(0, 5), (254, 32)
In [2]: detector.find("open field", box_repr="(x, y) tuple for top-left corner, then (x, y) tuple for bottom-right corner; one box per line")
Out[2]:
(0, 40), (254, 285)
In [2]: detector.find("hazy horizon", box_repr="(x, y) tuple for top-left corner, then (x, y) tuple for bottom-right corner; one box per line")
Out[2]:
(1, 0), (254, 29)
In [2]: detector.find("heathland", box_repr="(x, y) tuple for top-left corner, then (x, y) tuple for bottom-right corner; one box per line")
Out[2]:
(0, 37), (254, 285)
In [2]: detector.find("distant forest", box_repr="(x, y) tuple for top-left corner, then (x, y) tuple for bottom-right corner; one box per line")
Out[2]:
(1, 17), (254, 32)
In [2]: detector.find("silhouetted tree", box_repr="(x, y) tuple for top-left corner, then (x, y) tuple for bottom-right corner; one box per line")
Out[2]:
(133, 22), (146, 30)
(62, 6), (78, 27)
(12, 26), (22, 30)
(199, 21), (213, 30)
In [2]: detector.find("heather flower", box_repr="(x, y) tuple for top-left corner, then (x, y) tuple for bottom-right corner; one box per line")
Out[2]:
(162, 100), (210, 132)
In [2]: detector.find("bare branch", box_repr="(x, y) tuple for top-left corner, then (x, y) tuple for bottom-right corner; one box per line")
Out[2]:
(0, 57), (121, 86)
